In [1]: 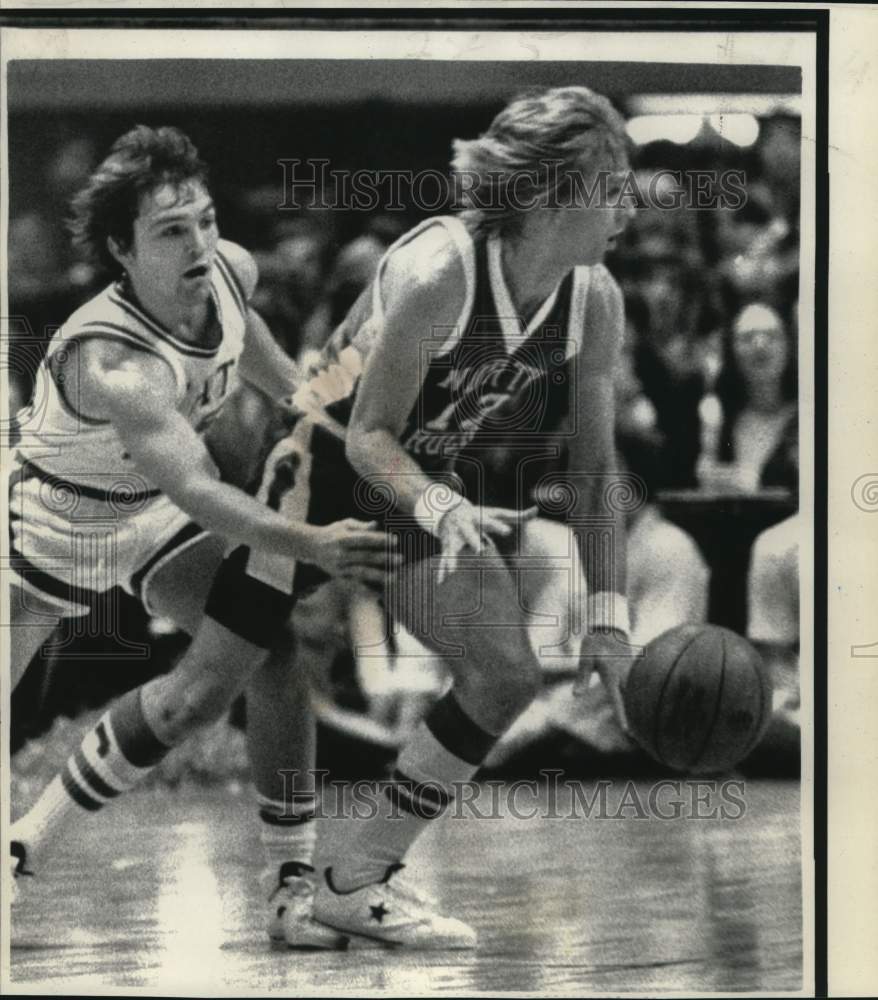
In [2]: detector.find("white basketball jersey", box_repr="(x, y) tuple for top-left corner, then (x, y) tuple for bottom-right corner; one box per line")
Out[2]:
(14, 239), (249, 501)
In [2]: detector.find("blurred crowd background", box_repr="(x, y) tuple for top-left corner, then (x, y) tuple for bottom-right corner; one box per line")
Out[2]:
(7, 74), (802, 789)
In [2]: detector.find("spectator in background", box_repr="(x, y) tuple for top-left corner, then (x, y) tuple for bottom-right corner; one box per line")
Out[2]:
(756, 115), (801, 226)
(745, 508), (800, 772)
(608, 168), (725, 489)
(625, 289), (707, 489)
(716, 180), (797, 311)
(7, 212), (84, 415)
(697, 302), (797, 494)
(300, 230), (388, 360)
(250, 224), (328, 356)
(300, 215), (406, 361)
(47, 136), (98, 208)
(747, 513), (800, 715)
(8, 213), (69, 304)
(614, 302), (662, 447)
(616, 429), (710, 644)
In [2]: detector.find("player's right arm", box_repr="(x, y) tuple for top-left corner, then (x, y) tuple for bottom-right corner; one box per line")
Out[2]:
(346, 232), (533, 580)
(75, 340), (394, 583)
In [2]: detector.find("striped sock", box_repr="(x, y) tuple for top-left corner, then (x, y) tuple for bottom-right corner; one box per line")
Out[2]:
(257, 791), (318, 891)
(328, 690), (498, 892)
(11, 688), (170, 866)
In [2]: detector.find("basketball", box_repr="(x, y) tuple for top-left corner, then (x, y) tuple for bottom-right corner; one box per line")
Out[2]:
(623, 624), (773, 774)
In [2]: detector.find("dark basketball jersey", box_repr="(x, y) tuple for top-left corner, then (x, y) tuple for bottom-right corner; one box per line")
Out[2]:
(292, 216), (593, 504)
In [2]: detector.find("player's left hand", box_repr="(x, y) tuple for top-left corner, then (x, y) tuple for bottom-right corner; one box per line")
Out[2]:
(574, 631), (638, 738)
(435, 503), (539, 583)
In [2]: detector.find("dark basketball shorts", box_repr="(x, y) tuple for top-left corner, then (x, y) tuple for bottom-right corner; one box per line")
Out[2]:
(204, 414), (440, 647)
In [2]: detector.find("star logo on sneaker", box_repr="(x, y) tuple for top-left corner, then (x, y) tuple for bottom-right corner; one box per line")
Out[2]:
(315, 863), (477, 948)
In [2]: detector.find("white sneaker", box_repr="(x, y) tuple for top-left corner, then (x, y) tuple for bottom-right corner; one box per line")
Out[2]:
(9, 841), (33, 905)
(312, 863), (477, 950)
(266, 861), (349, 950)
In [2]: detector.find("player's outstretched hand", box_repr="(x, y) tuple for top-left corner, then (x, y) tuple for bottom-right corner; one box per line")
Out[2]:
(308, 519), (400, 587)
(436, 501), (539, 583)
(574, 632), (638, 739)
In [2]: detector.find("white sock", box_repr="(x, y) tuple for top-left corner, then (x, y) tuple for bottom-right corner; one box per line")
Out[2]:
(11, 704), (162, 868)
(327, 691), (498, 892)
(11, 775), (82, 867)
(256, 791), (317, 893)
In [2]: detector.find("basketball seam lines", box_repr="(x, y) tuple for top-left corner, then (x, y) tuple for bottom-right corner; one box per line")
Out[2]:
(691, 632), (727, 771)
(651, 630), (703, 763)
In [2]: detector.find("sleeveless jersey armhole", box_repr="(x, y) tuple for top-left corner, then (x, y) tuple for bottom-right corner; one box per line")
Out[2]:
(370, 215), (476, 356)
(215, 242), (251, 318)
(566, 266), (593, 359)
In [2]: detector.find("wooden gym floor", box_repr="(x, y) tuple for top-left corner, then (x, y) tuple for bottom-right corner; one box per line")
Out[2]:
(7, 779), (803, 994)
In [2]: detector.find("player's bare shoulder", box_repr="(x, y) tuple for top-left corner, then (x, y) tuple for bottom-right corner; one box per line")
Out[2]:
(379, 221), (469, 327)
(580, 263), (625, 370)
(216, 238), (258, 303)
(74, 336), (179, 422)
(588, 263), (625, 328)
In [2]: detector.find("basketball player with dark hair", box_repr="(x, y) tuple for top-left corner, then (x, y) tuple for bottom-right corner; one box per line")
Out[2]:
(8, 125), (393, 948)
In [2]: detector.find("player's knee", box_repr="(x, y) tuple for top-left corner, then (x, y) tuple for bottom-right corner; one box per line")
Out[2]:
(193, 673), (241, 725)
(168, 670), (240, 738)
(467, 645), (543, 715)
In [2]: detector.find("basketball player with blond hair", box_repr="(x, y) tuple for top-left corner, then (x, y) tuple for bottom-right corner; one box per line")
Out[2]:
(245, 84), (638, 947)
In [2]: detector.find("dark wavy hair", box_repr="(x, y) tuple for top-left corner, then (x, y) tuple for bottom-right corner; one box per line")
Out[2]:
(69, 125), (209, 277)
